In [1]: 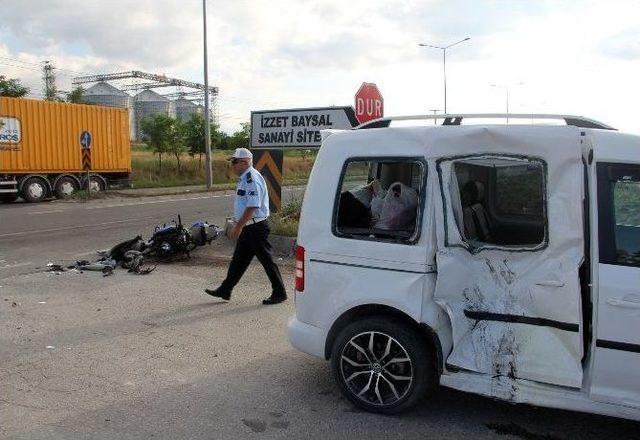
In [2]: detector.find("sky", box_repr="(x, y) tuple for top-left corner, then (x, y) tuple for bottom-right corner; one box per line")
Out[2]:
(0, 0), (639, 135)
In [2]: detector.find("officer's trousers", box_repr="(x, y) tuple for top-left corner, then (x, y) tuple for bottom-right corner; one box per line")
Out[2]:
(219, 220), (286, 297)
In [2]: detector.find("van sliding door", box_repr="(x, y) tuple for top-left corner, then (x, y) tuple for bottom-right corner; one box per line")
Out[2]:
(433, 132), (585, 392)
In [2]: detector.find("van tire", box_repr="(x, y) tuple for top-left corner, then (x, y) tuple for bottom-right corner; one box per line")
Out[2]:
(21, 176), (49, 203)
(330, 316), (435, 414)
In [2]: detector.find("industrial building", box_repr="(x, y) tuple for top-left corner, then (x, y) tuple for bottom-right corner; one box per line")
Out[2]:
(73, 71), (218, 141)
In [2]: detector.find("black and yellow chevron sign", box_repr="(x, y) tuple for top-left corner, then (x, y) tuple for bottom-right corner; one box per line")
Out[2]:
(82, 149), (92, 171)
(253, 149), (283, 212)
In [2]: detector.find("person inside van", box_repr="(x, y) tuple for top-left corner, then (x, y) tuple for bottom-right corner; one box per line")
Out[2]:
(337, 179), (384, 228)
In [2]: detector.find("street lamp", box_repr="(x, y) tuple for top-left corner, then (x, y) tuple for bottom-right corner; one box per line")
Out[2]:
(428, 109), (441, 125)
(202, 0), (213, 190)
(491, 82), (524, 123)
(419, 37), (471, 114)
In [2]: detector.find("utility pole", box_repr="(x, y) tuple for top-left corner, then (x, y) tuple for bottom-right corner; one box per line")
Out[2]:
(202, 0), (213, 190)
(42, 61), (58, 101)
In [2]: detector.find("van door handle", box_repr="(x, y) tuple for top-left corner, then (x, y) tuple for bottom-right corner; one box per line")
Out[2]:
(535, 280), (565, 287)
(607, 295), (640, 309)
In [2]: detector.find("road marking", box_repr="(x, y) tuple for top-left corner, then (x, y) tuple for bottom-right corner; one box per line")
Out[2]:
(85, 194), (234, 210)
(0, 218), (146, 238)
(0, 262), (32, 270)
(29, 209), (66, 215)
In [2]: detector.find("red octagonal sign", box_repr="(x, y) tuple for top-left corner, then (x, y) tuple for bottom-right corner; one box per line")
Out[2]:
(355, 82), (384, 124)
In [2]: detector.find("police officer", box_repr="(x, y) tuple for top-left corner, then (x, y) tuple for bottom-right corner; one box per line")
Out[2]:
(205, 148), (287, 304)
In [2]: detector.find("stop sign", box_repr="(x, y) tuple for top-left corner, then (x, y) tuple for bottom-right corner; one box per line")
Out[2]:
(355, 82), (384, 124)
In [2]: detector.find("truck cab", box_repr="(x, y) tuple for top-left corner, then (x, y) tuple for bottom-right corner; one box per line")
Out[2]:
(288, 114), (640, 419)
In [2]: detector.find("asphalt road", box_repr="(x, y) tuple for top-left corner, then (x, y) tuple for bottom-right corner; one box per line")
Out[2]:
(1, 192), (638, 439)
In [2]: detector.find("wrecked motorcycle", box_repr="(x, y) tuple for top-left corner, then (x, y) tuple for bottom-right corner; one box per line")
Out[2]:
(146, 215), (222, 259)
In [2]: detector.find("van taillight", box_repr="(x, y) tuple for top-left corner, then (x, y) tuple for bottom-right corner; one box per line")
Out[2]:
(295, 245), (305, 292)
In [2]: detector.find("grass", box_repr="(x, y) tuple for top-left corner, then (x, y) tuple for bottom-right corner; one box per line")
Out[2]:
(130, 148), (316, 188)
(270, 196), (302, 237)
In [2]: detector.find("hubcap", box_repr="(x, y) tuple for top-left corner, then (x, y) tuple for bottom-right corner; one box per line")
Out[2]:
(60, 181), (75, 196)
(89, 179), (101, 192)
(340, 331), (413, 407)
(28, 182), (44, 199)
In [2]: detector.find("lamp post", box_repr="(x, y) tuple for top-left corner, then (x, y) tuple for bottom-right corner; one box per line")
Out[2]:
(419, 37), (470, 114)
(202, 0), (213, 190)
(428, 109), (441, 125)
(491, 82), (524, 123)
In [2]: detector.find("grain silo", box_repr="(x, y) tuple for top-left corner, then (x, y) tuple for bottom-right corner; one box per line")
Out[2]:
(134, 89), (172, 141)
(174, 98), (204, 122)
(85, 82), (135, 140)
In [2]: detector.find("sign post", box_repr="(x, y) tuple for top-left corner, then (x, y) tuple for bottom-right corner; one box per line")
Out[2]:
(355, 82), (384, 124)
(80, 130), (92, 199)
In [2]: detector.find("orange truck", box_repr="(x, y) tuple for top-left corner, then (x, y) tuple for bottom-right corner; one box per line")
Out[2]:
(0, 97), (131, 203)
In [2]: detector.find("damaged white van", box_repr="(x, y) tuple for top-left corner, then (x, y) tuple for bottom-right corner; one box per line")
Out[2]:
(288, 114), (640, 419)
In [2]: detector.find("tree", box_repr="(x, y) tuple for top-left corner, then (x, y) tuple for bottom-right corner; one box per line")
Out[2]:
(0, 75), (29, 97)
(140, 114), (178, 172)
(66, 86), (86, 104)
(180, 113), (223, 163)
(226, 122), (251, 150)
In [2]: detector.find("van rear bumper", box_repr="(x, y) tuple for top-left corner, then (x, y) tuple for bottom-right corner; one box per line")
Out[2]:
(287, 316), (326, 359)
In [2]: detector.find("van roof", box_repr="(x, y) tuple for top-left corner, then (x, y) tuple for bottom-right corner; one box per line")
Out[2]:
(322, 120), (640, 165)
(356, 114), (615, 130)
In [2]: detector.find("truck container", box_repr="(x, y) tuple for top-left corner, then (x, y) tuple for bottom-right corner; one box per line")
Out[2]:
(0, 97), (131, 202)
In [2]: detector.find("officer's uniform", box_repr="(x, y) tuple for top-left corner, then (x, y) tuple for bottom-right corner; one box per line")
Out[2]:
(217, 166), (286, 298)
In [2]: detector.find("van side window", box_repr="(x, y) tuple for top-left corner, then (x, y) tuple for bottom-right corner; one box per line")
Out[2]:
(334, 158), (425, 243)
(598, 163), (640, 267)
(447, 156), (547, 251)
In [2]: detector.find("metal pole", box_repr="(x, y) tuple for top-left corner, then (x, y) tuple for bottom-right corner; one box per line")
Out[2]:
(203, 0), (213, 190)
(86, 169), (91, 199)
(506, 88), (509, 123)
(443, 49), (447, 114)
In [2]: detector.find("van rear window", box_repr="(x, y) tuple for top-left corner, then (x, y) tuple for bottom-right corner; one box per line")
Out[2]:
(333, 158), (425, 244)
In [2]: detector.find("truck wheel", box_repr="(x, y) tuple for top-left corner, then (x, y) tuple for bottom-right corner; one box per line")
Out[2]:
(330, 317), (436, 414)
(21, 177), (49, 203)
(0, 193), (19, 203)
(54, 176), (80, 199)
(84, 175), (106, 193)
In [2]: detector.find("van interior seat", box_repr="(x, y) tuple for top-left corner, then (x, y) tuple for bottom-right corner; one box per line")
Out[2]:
(461, 181), (492, 242)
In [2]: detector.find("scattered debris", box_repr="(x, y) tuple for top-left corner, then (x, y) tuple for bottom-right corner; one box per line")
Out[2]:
(45, 214), (222, 278)
(45, 345), (55, 350)
(11, 301), (18, 307)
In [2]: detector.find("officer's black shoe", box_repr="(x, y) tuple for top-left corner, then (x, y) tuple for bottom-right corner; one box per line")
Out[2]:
(204, 288), (231, 301)
(262, 294), (287, 305)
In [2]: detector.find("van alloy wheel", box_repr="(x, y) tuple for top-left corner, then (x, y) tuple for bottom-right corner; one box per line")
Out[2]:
(340, 331), (414, 406)
(331, 317), (435, 414)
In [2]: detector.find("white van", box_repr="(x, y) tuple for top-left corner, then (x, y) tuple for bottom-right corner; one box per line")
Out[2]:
(287, 114), (640, 419)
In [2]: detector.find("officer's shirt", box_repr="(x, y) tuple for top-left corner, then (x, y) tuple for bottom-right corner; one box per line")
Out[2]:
(234, 167), (269, 221)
